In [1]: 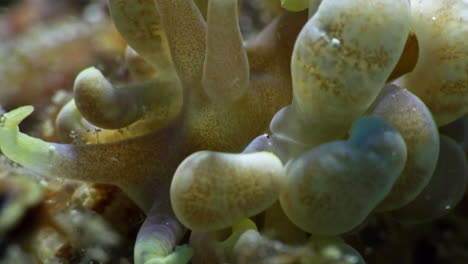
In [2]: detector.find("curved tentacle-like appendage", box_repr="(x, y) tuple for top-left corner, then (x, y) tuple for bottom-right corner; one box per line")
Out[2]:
(202, 0), (249, 104)
(370, 85), (440, 211)
(55, 100), (95, 144)
(294, 0), (410, 140)
(73, 67), (145, 129)
(154, 0), (207, 84)
(134, 202), (192, 264)
(171, 151), (285, 232)
(271, 0), (411, 152)
(280, 116), (407, 235)
(401, 0), (468, 126)
(0, 107), (110, 181)
(107, 0), (174, 73)
(0, 106), (59, 176)
(0, 106), (130, 188)
(58, 46), (182, 144)
(0, 106), (188, 211)
(73, 67), (183, 130)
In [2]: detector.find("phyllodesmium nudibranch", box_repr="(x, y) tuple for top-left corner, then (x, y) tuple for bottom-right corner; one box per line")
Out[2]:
(0, 0), (467, 263)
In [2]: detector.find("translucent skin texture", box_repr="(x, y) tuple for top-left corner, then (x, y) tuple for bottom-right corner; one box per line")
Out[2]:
(392, 135), (468, 225)
(0, 2), (306, 212)
(171, 151), (284, 232)
(401, 0), (468, 126)
(370, 85), (440, 211)
(0, 0), (466, 262)
(280, 117), (407, 235)
(251, 0), (458, 239)
(269, 0), (411, 157)
(0, 2), (307, 263)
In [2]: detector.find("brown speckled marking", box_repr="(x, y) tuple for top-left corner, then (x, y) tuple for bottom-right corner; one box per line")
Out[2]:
(41, 11), (306, 213)
(373, 86), (439, 211)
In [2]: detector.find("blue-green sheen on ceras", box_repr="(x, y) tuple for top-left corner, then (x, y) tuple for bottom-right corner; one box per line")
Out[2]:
(280, 116), (407, 235)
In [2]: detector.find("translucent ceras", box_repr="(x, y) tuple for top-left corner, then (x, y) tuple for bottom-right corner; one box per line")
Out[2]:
(0, 0), (307, 263)
(171, 0), (413, 240)
(270, 0), (412, 159)
(369, 85), (439, 211)
(262, 0), (455, 238)
(280, 116), (407, 235)
(253, 0), (436, 237)
(171, 151), (284, 232)
(401, 0), (468, 126)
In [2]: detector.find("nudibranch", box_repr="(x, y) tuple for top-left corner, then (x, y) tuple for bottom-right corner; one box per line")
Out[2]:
(0, 0), (306, 262)
(170, 0), (466, 262)
(1, 0), (467, 263)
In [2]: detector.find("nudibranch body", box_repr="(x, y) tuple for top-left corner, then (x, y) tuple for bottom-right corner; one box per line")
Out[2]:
(1, 0), (467, 263)
(0, 0), (307, 263)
